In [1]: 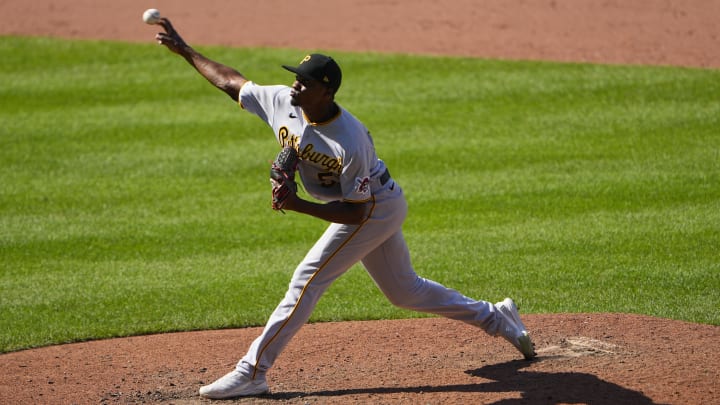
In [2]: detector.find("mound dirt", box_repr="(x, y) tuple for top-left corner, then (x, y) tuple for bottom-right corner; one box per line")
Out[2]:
(2, 315), (718, 404)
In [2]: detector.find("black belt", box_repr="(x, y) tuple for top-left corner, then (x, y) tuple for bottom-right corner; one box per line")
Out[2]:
(379, 169), (391, 185)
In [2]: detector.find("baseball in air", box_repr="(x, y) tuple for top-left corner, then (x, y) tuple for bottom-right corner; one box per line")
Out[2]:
(142, 8), (161, 25)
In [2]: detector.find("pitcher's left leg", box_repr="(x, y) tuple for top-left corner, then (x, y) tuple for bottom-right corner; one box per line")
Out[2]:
(235, 222), (363, 380)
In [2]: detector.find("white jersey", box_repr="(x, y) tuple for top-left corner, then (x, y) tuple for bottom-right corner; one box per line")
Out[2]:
(239, 82), (387, 203)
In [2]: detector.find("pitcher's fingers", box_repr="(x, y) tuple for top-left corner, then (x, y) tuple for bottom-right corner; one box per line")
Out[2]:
(158, 17), (174, 34)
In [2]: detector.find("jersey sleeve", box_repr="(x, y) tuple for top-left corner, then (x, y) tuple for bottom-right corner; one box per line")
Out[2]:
(339, 143), (373, 203)
(238, 82), (289, 127)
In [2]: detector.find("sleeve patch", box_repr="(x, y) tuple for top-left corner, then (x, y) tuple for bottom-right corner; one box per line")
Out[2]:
(354, 176), (371, 194)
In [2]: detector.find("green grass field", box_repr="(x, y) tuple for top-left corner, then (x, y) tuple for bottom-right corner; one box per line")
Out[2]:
(1, 36), (718, 353)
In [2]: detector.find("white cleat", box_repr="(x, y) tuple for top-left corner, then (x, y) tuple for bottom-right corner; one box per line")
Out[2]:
(495, 297), (536, 360)
(198, 370), (269, 399)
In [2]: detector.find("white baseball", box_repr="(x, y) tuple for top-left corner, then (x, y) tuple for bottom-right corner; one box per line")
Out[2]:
(142, 8), (161, 25)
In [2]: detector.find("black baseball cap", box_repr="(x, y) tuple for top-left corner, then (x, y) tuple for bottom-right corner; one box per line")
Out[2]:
(282, 54), (342, 93)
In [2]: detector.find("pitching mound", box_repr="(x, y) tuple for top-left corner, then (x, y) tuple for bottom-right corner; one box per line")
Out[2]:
(2, 315), (718, 403)
(1, 1), (718, 404)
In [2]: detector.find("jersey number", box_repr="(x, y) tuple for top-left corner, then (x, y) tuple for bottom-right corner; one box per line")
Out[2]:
(318, 172), (337, 188)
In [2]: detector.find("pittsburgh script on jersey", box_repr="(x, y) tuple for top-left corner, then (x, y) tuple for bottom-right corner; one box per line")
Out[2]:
(280, 127), (343, 174)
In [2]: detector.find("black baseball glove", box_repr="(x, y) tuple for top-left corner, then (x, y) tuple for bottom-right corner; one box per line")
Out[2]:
(270, 146), (299, 212)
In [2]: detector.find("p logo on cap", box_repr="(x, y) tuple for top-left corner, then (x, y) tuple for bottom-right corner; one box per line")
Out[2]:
(282, 53), (343, 93)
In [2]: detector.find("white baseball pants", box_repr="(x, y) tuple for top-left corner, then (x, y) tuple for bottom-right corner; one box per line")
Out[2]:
(236, 179), (500, 380)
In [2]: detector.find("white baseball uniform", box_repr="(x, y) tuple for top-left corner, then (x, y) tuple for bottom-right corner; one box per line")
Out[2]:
(235, 82), (502, 380)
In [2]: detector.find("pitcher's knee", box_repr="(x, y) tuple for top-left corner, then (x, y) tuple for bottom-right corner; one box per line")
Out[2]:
(384, 286), (427, 309)
(389, 297), (424, 310)
(384, 276), (461, 311)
